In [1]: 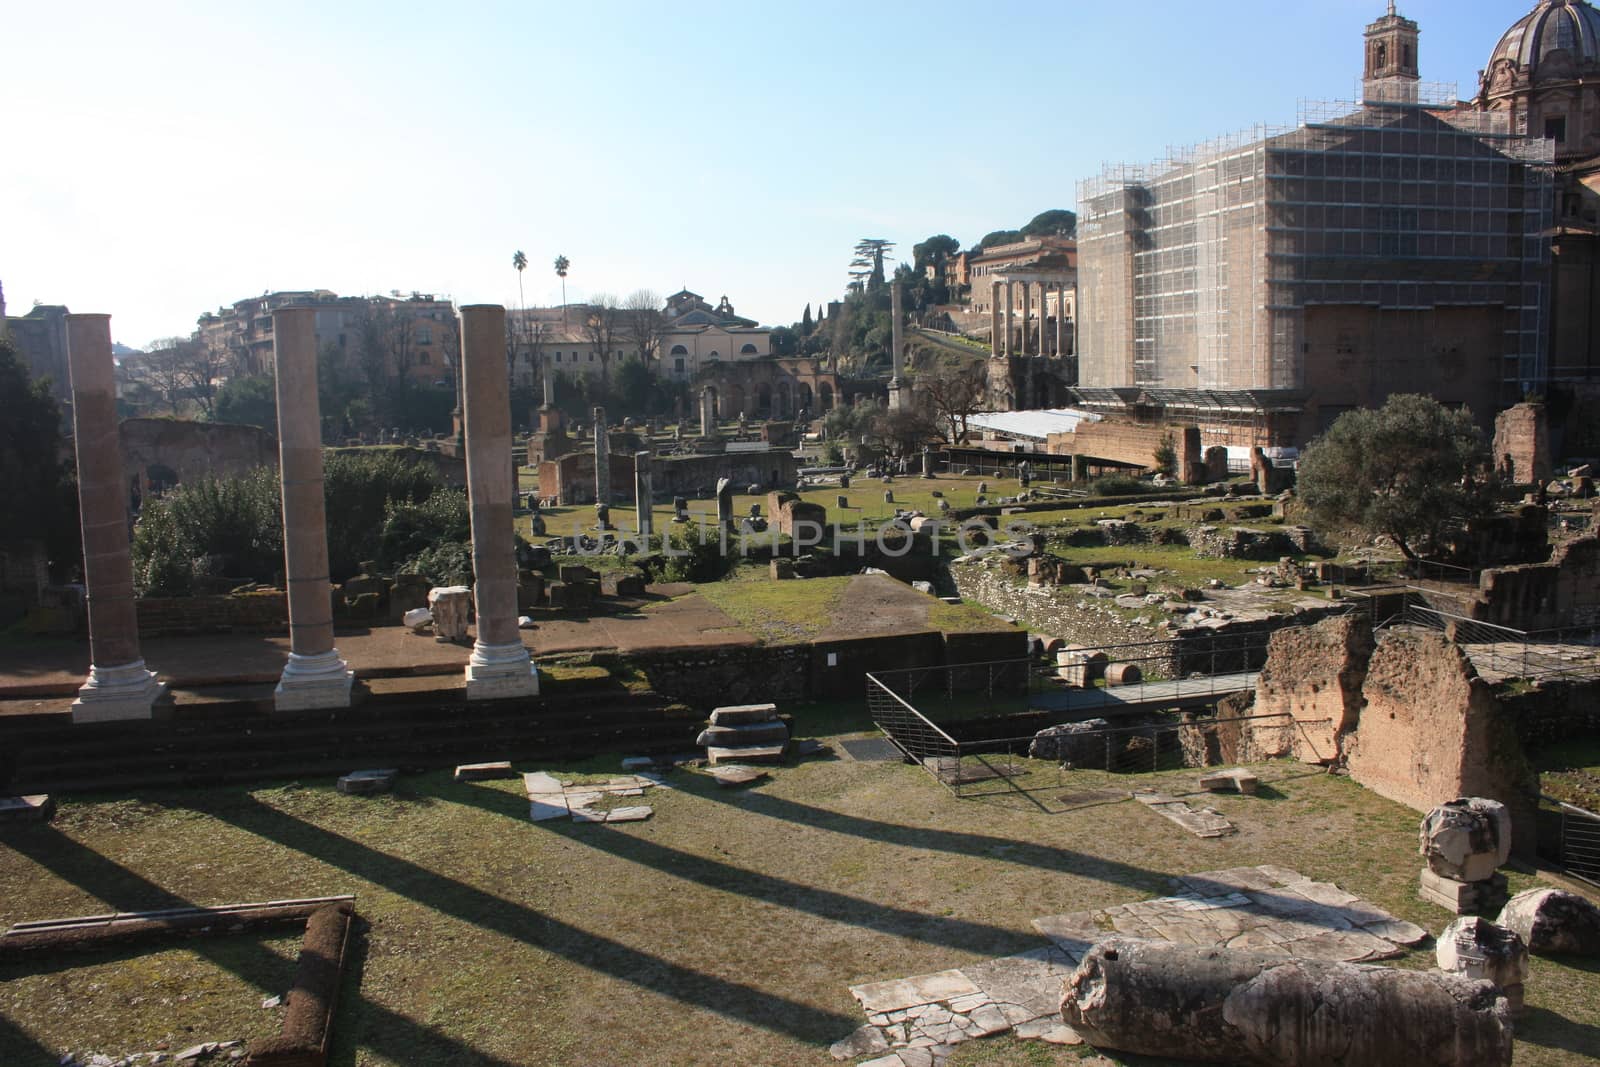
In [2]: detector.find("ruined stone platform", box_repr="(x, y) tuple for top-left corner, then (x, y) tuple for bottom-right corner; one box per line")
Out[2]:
(836, 865), (1427, 1066)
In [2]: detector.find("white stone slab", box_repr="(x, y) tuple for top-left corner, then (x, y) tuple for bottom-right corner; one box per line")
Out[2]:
(851, 970), (981, 1015)
(529, 798), (569, 822)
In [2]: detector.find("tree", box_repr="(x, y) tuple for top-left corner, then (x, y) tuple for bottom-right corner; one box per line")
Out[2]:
(919, 362), (986, 443)
(976, 229), (1022, 251)
(136, 338), (199, 414)
(580, 293), (622, 387)
(1021, 209), (1077, 238)
(1297, 393), (1493, 562)
(912, 234), (961, 275)
(851, 238), (894, 294)
(622, 289), (665, 367)
(801, 303), (813, 335)
(512, 250), (528, 355)
(553, 254), (570, 329)
(769, 325), (798, 357)
(0, 338), (79, 577)
(213, 374), (278, 432)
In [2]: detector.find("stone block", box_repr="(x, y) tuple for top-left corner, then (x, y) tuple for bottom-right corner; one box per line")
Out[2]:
(709, 703), (779, 726)
(770, 558), (796, 580)
(428, 585), (471, 642)
(1419, 867), (1508, 915)
(0, 794), (54, 823)
(336, 769), (397, 795)
(517, 572), (545, 611)
(1496, 888), (1600, 956)
(559, 564), (599, 584)
(454, 761), (515, 782)
(1437, 916), (1528, 1014)
(1198, 768), (1259, 795)
(696, 720), (790, 747)
(1421, 798), (1512, 882)
(709, 765), (769, 787)
(707, 743), (787, 765)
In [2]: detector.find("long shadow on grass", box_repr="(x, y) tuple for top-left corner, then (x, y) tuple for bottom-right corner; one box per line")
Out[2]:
(0, 1011), (62, 1065)
(673, 774), (1169, 891)
(202, 795), (861, 1044)
(441, 778), (1126, 956)
(3, 828), (541, 1067)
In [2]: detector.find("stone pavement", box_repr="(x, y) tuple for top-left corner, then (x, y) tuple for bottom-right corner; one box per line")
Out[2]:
(522, 771), (663, 824)
(835, 865), (1428, 1066)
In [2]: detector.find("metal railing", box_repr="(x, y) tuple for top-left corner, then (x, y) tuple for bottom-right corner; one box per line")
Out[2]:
(1555, 801), (1600, 886)
(1396, 604), (1600, 682)
(865, 672), (962, 773)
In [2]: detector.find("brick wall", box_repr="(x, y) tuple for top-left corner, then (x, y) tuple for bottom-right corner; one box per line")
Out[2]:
(136, 590), (288, 638)
(1491, 402), (1551, 486)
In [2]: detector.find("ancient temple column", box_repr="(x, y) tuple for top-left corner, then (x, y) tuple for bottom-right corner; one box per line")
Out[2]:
(460, 305), (538, 700)
(1056, 283), (1067, 358)
(271, 307), (353, 712)
(701, 386), (717, 436)
(1021, 282), (1032, 356)
(542, 361), (555, 407)
(1004, 281), (1015, 357)
(990, 281), (1002, 353)
(635, 451), (654, 542)
(593, 406), (610, 504)
(65, 314), (166, 723)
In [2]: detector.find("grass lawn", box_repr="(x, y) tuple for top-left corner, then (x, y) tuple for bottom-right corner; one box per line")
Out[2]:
(3, 747), (1596, 1066)
(694, 572), (854, 643)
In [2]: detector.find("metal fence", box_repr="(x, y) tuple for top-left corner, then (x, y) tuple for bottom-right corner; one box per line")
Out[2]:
(1394, 603), (1600, 683)
(1554, 801), (1600, 886)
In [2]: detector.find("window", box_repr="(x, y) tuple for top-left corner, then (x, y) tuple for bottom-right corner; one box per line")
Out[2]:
(415, 326), (432, 344)
(555, 351), (563, 363)
(674, 357), (685, 372)
(1546, 116), (1567, 143)
(740, 343), (758, 354)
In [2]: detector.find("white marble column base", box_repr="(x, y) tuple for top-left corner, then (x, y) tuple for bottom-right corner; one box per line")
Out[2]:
(465, 640), (540, 700)
(274, 649), (354, 711)
(72, 660), (167, 723)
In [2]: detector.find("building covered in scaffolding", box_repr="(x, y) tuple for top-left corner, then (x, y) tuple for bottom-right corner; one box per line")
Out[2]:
(1075, 3), (1555, 447)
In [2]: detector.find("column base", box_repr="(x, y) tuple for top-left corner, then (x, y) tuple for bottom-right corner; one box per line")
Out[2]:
(72, 661), (168, 723)
(465, 641), (540, 701)
(274, 649), (354, 712)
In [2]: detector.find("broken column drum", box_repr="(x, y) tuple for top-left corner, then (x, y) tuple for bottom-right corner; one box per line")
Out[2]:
(271, 307), (353, 712)
(1419, 797), (1511, 913)
(460, 305), (539, 700)
(65, 314), (167, 722)
(1061, 938), (1512, 1067)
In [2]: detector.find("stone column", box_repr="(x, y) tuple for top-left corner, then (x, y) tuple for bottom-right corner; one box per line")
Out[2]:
(1056, 282), (1067, 358)
(1004, 281), (1014, 357)
(542, 360), (555, 407)
(701, 386), (717, 437)
(990, 280), (1002, 353)
(460, 305), (538, 700)
(635, 451), (654, 543)
(65, 314), (166, 722)
(889, 281), (910, 413)
(271, 307), (353, 711)
(593, 406), (609, 504)
(1022, 283), (1032, 356)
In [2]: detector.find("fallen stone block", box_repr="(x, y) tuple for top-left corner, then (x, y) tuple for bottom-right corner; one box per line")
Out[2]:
(830, 1024), (889, 1061)
(454, 761), (515, 782)
(706, 743), (787, 765)
(709, 765), (769, 788)
(603, 806), (652, 823)
(1421, 798), (1511, 883)
(528, 798), (569, 822)
(1061, 938), (1512, 1066)
(1198, 768), (1259, 795)
(696, 721), (790, 747)
(1437, 916), (1528, 1015)
(708, 703), (779, 726)
(335, 770), (397, 796)
(1495, 888), (1600, 957)
(620, 756), (657, 771)
(0, 794), (54, 823)
(1135, 792), (1235, 837)
(402, 607), (432, 632)
(522, 771), (564, 795)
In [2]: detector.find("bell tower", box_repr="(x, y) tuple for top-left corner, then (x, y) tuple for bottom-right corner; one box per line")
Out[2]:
(1363, 2), (1421, 104)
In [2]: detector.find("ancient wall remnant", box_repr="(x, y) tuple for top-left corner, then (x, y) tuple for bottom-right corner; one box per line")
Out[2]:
(1251, 614), (1374, 763)
(1491, 401), (1550, 486)
(1473, 530), (1600, 630)
(1344, 631), (1537, 857)
(120, 418), (277, 496)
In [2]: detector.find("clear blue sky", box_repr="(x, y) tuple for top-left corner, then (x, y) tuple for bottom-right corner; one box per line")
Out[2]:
(0, 1), (1533, 349)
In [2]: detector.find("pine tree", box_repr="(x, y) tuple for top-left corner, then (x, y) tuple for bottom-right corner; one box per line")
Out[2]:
(801, 304), (813, 335)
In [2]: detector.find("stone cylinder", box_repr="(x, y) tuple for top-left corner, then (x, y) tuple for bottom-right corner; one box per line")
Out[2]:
(1062, 939), (1512, 1067)
(460, 305), (538, 700)
(593, 406), (610, 504)
(271, 307), (352, 711)
(635, 451), (654, 541)
(66, 314), (166, 722)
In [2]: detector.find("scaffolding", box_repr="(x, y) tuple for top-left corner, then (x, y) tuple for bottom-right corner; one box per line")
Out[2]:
(1077, 96), (1556, 423)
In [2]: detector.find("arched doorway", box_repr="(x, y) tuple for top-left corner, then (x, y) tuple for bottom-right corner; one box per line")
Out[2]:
(819, 382), (834, 411)
(757, 384), (773, 417)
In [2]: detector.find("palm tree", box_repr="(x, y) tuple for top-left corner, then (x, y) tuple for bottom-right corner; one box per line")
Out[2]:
(511, 250), (528, 377)
(554, 254), (570, 330)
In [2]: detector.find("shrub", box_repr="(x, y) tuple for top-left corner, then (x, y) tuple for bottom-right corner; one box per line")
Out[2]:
(132, 468), (283, 595)
(379, 489), (472, 578)
(1093, 474), (1146, 496)
(323, 452), (442, 580)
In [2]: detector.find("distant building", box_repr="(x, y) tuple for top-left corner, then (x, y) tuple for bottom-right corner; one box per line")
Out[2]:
(967, 236), (1076, 357)
(198, 290), (458, 385)
(3, 299), (72, 411)
(1075, 3), (1554, 444)
(660, 290), (771, 381)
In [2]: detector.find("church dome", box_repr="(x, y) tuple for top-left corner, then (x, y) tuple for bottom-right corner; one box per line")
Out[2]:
(1490, 0), (1600, 81)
